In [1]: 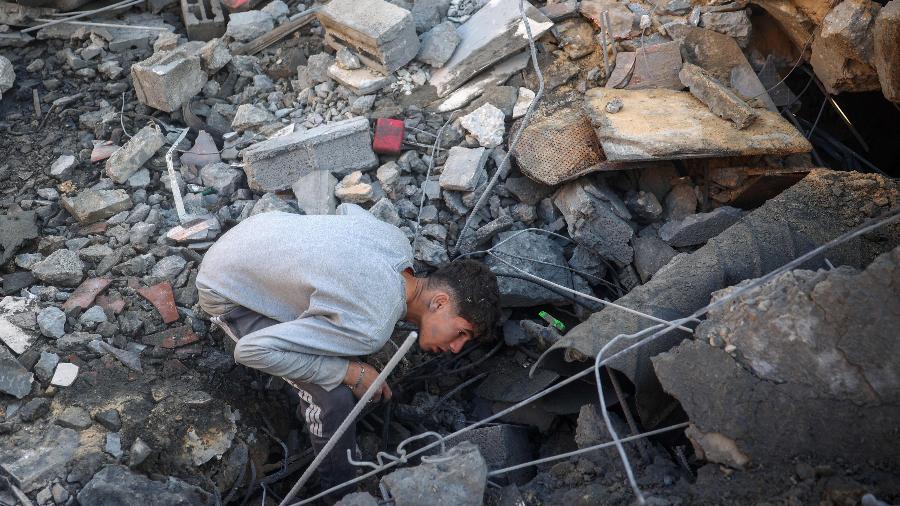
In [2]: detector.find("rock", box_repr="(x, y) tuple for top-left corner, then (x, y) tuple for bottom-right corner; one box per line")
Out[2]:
(149, 255), (188, 281)
(261, 0), (288, 19)
(131, 50), (208, 113)
(874, 0), (900, 102)
(411, 0), (449, 32)
(417, 21), (460, 68)
(439, 146), (489, 191)
(31, 249), (84, 287)
(129, 438), (152, 467)
(485, 230), (577, 307)
(625, 191), (663, 222)
(447, 425), (533, 485)
(336, 492), (380, 506)
(180, 131), (221, 170)
(0, 55), (13, 99)
(305, 53), (335, 84)
(250, 192), (300, 215)
(79, 306), (108, 325)
(369, 198), (402, 226)
(232, 104), (274, 132)
(19, 397), (50, 422)
(554, 180), (634, 265)
(0, 210), (39, 266)
(0, 298), (37, 354)
(292, 171), (337, 215)
(663, 182), (697, 221)
(200, 162), (243, 196)
(459, 103), (505, 148)
(318, 0), (420, 73)
(810, 0), (881, 94)
(225, 10), (274, 41)
(580, 0), (634, 39)
(78, 465), (214, 505)
(95, 409), (123, 431)
(700, 10), (752, 47)
(61, 189), (134, 225)
(327, 64), (393, 95)
(381, 441), (487, 506)
(336, 47), (362, 70)
(512, 87), (535, 119)
(56, 406), (92, 430)
(50, 362), (79, 387)
(105, 432), (124, 458)
(679, 63), (756, 129)
(659, 206), (743, 247)
(335, 171), (375, 204)
(504, 176), (553, 205)
(350, 94), (377, 114)
(633, 236), (677, 283)
(0, 426), (79, 493)
(0, 345), (32, 398)
(50, 154), (77, 179)
(34, 351), (59, 382)
(37, 306), (66, 338)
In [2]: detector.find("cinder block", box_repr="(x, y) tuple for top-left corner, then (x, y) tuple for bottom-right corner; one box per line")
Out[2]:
(242, 117), (378, 192)
(181, 0), (226, 41)
(131, 49), (207, 112)
(317, 0), (420, 73)
(448, 424), (533, 485)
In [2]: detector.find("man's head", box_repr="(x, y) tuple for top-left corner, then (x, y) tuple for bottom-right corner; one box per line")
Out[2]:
(415, 260), (500, 354)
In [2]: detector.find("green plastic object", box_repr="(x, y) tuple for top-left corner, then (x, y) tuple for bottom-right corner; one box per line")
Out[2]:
(538, 311), (566, 332)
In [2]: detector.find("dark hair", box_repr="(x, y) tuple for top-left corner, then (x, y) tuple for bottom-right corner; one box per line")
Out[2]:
(428, 260), (501, 341)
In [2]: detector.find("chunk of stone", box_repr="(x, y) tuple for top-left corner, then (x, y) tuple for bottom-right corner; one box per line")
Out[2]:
(61, 189), (133, 225)
(250, 193), (300, 215)
(579, 0), (634, 39)
(447, 425), (533, 485)
(131, 50), (207, 112)
(31, 249), (84, 287)
(225, 10), (274, 41)
(430, 0), (553, 96)
(77, 465), (214, 505)
(512, 87), (535, 119)
(0, 345), (32, 398)
(200, 162), (243, 196)
(33, 351), (59, 383)
(679, 63), (756, 129)
(411, 0), (449, 32)
(231, 104), (273, 132)
(37, 306), (66, 338)
(50, 362), (79, 387)
(810, 0), (881, 94)
(700, 10), (752, 47)
(317, 0), (420, 73)
(417, 21), (460, 68)
(242, 117), (377, 192)
(180, 130), (221, 169)
(664, 182), (697, 221)
(554, 180), (633, 265)
(0, 300), (36, 354)
(292, 170), (337, 215)
(874, 0), (900, 102)
(381, 441), (487, 506)
(335, 171), (374, 204)
(625, 191), (663, 222)
(336, 492), (380, 506)
(336, 47), (362, 70)
(0, 211), (39, 266)
(0, 55), (13, 99)
(56, 406), (92, 430)
(439, 146), (488, 191)
(50, 154), (76, 179)
(129, 438), (152, 467)
(485, 230), (576, 306)
(369, 198), (402, 226)
(327, 64), (393, 95)
(633, 235), (677, 282)
(94, 409), (122, 431)
(79, 306), (108, 325)
(459, 103), (505, 147)
(659, 206), (743, 247)
(0, 426), (79, 493)
(105, 124), (166, 183)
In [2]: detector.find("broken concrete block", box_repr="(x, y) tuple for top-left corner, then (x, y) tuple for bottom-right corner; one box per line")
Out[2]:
(381, 441), (487, 506)
(1, 425), (79, 493)
(485, 230), (577, 307)
(327, 64), (393, 95)
(810, 0), (881, 94)
(459, 103), (505, 147)
(50, 362), (79, 387)
(659, 206), (743, 247)
(700, 10), (752, 47)
(292, 170), (337, 214)
(61, 189), (133, 225)
(874, 0), (900, 102)
(31, 249), (84, 287)
(231, 104), (273, 132)
(131, 49), (207, 113)
(181, 0), (226, 41)
(0, 210), (39, 266)
(200, 162), (243, 196)
(242, 117), (377, 192)
(334, 171), (375, 204)
(318, 0), (420, 73)
(448, 425), (533, 485)
(554, 180), (634, 265)
(417, 21), (460, 68)
(579, 0), (634, 39)
(0, 345), (32, 398)
(0, 55), (13, 100)
(679, 63), (756, 130)
(633, 235), (677, 282)
(429, 0), (553, 97)
(411, 0), (449, 32)
(512, 87), (535, 118)
(439, 146), (488, 191)
(77, 465), (213, 505)
(105, 124), (166, 183)
(50, 154), (76, 179)
(225, 10), (274, 42)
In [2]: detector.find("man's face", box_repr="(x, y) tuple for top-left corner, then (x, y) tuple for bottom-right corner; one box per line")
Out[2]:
(417, 297), (476, 354)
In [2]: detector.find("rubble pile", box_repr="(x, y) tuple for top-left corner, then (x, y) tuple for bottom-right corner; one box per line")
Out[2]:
(1, 0), (898, 504)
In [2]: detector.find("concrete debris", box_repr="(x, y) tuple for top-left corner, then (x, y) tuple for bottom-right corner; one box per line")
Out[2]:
(0, 426), (79, 493)
(449, 425), (533, 485)
(181, 0), (226, 42)
(486, 230), (577, 307)
(50, 154), (77, 179)
(50, 362), (79, 386)
(231, 103), (274, 132)
(56, 406), (92, 430)
(632, 236), (677, 283)
(318, 0), (420, 74)
(0, 211), (39, 266)
(439, 146), (489, 191)
(579, 0), (634, 39)
(417, 21), (461, 68)
(700, 10), (752, 48)
(335, 171), (375, 204)
(0, 345), (33, 398)
(430, 0), (553, 97)
(381, 441), (487, 506)
(293, 170), (337, 215)
(30, 249), (85, 287)
(809, 0), (881, 94)
(242, 117), (377, 192)
(327, 64), (393, 95)
(225, 10), (275, 42)
(105, 124), (166, 183)
(512, 87), (535, 119)
(679, 63), (757, 130)
(37, 306), (66, 339)
(554, 180), (633, 265)
(605, 41), (685, 91)
(874, 0), (900, 102)
(131, 50), (207, 113)
(659, 206), (743, 247)
(460, 103), (506, 148)
(0, 55), (13, 99)
(77, 466), (214, 505)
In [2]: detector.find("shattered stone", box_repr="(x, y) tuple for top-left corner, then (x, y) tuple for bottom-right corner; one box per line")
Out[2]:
(485, 230), (576, 306)
(659, 206), (743, 247)
(411, 0), (449, 32)
(50, 154), (77, 180)
(633, 235), (677, 283)
(809, 0), (881, 94)
(225, 10), (274, 41)
(37, 306), (66, 338)
(200, 162), (243, 196)
(700, 10), (752, 48)
(459, 103), (505, 148)
(679, 63), (757, 130)
(50, 362), (79, 386)
(369, 198), (402, 226)
(336, 47), (362, 70)
(31, 249), (84, 287)
(292, 171), (338, 215)
(0, 426), (79, 493)
(94, 409), (123, 432)
(0, 210), (39, 266)
(131, 50), (207, 112)
(417, 21), (460, 68)
(874, 0), (900, 102)
(129, 438), (152, 467)
(231, 103), (274, 132)
(34, 351), (59, 383)
(439, 146), (489, 191)
(381, 441), (487, 506)
(335, 171), (375, 204)
(243, 117), (377, 192)
(327, 64), (393, 95)
(78, 465), (214, 505)
(554, 180), (633, 265)
(0, 299), (37, 354)
(336, 492), (380, 506)
(663, 182), (698, 221)
(56, 406), (92, 430)
(250, 192), (300, 215)
(625, 191), (663, 222)
(0, 345), (32, 398)
(318, 0), (420, 73)
(448, 425), (533, 485)
(512, 87), (535, 119)
(105, 124), (166, 183)
(180, 130), (221, 170)
(0, 55), (13, 99)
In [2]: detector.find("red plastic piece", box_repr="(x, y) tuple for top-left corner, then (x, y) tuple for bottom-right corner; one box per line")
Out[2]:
(372, 118), (405, 155)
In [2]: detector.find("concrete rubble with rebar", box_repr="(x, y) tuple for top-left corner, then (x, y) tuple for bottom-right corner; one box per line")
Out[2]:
(1, 0), (899, 505)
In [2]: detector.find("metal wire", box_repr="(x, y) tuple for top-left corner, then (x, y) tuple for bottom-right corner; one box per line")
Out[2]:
(22, 0), (142, 33)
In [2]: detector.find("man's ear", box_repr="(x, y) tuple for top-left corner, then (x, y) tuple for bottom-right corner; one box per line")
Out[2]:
(429, 292), (450, 311)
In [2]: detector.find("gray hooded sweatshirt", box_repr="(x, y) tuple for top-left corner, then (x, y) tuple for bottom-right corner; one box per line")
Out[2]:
(196, 204), (413, 390)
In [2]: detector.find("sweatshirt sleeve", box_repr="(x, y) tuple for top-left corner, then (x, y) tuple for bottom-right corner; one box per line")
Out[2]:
(232, 315), (380, 391)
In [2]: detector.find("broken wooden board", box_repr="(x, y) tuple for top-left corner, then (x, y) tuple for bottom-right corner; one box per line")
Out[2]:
(605, 41), (684, 90)
(583, 88), (812, 161)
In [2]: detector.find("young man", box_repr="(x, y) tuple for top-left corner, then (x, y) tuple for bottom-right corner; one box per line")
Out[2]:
(195, 203), (500, 494)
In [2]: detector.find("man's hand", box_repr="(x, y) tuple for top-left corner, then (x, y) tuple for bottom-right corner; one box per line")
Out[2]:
(343, 362), (392, 403)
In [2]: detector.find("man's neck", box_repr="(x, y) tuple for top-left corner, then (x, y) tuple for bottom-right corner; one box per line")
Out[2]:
(402, 269), (427, 326)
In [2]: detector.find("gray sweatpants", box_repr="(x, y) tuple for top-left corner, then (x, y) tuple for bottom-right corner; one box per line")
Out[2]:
(212, 306), (358, 495)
